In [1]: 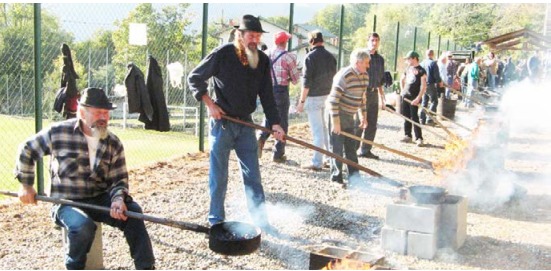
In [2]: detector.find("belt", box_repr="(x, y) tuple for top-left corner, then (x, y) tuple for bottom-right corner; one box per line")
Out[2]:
(225, 115), (252, 121)
(367, 87), (378, 92)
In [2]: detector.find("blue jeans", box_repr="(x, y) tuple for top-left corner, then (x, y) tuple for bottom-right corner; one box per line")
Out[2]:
(420, 83), (439, 124)
(304, 95), (329, 168)
(208, 117), (268, 227)
(464, 80), (478, 107)
(259, 85), (290, 159)
(52, 193), (155, 270)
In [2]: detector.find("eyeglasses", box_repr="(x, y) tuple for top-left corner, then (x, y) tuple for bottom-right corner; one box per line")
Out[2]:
(448, 56), (453, 58)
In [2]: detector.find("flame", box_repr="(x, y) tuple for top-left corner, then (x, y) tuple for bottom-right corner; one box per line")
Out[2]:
(433, 136), (475, 175)
(321, 258), (371, 270)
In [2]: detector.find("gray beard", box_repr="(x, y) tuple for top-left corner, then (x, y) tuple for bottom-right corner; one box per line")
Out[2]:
(245, 47), (259, 69)
(91, 126), (108, 140)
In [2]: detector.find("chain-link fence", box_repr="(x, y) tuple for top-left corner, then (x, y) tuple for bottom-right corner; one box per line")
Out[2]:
(1, 3), (465, 193)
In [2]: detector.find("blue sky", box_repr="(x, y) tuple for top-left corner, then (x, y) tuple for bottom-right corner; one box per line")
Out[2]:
(42, 3), (329, 41)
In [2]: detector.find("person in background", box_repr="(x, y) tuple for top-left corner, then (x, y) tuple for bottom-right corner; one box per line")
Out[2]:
(457, 57), (472, 100)
(465, 57), (481, 108)
(187, 15), (285, 233)
(296, 30), (337, 171)
(527, 51), (541, 82)
(419, 49), (442, 126)
(327, 49), (370, 184)
(484, 52), (498, 90)
(257, 31), (300, 163)
(15, 88), (155, 270)
(503, 56), (516, 86)
(437, 51), (448, 98)
(399, 51), (427, 147)
(357, 32), (385, 160)
(445, 51), (458, 98)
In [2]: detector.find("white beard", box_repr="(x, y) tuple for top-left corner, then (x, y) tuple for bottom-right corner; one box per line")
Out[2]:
(91, 126), (109, 140)
(245, 47), (259, 69)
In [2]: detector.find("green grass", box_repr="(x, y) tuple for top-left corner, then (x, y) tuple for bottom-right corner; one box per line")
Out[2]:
(0, 114), (200, 194)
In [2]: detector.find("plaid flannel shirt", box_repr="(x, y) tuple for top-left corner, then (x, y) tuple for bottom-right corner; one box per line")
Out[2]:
(268, 48), (300, 86)
(14, 118), (129, 201)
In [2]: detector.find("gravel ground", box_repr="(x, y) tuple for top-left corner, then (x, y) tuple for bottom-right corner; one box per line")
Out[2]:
(1, 100), (550, 270)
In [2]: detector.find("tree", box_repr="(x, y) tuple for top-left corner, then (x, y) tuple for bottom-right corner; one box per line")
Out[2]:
(111, 4), (195, 84)
(424, 3), (497, 49)
(265, 15), (289, 29)
(310, 4), (370, 41)
(0, 3), (73, 115)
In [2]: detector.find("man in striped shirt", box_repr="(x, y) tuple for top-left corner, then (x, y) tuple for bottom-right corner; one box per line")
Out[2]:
(326, 49), (371, 184)
(15, 88), (155, 270)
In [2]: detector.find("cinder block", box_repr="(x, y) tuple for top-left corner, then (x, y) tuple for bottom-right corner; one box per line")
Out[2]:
(381, 226), (407, 254)
(62, 222), (104, 270)
(407, 231), (437, 259)
(439, 195), (468, 249)
(385, 202), (441, 233)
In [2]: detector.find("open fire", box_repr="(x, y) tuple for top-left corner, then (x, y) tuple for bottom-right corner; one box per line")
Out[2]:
(321, 258), (371, 270)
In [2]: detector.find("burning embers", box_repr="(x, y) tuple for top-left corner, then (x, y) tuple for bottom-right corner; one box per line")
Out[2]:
(309, 246), (385, 270)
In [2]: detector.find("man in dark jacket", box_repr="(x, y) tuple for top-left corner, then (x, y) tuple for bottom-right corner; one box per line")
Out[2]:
(357, 32), (385, 160)
(187, 15), (285, 233)
(419, 49), (442, 125)
(296, 30), (337, 171)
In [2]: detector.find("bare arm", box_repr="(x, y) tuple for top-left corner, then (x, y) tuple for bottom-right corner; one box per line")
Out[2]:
(295, 87), (310, 113)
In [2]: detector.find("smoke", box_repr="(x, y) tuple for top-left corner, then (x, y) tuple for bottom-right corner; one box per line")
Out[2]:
(446, 78), (551, 211)
(501, 78), (551, 133)
(266, 202), (315, 233)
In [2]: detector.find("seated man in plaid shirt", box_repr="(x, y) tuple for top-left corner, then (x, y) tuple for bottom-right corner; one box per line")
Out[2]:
(15, 88), (155, 270)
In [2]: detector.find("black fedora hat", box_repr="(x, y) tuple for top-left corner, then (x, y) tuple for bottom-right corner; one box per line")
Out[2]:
(78, 87), (116, 110)
(234, 14), (268, 33)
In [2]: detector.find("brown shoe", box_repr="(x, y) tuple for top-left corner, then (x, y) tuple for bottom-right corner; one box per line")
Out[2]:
(301, 164), (322, 171)
(257, 138), (265, 158)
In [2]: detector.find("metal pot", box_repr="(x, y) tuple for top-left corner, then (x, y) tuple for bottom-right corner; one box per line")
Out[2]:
(0, 191), (261, 255)
(209, 221), (261, 255)
(408, 185), (447, 204)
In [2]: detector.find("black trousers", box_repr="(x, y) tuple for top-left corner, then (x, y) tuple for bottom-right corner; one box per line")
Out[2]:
(401, 95), (423, 140)
(357, 89), (379, 154)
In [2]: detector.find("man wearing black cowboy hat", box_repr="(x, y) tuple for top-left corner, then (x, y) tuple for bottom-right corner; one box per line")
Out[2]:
(188, 15), (284, 233)
(15, 87), (155, 270)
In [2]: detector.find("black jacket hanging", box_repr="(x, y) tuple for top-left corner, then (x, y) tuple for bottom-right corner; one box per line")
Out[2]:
(124, 63), (154, 122)
(141, 55), (170, 132)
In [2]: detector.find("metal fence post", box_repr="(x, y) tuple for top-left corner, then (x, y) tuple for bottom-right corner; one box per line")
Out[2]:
(287, 3), (294, 52)
(165, 49), (169, 106)
(413, 27), (417, 52)
(199, 3), (208, 152)
(6, 76), (9, 115)
(437, 35), (441, 57)
(394, 22), (400, 73)
(427, 32), (431, 49)
(34, 3), (44, 195)
(338, 4), (344, 69)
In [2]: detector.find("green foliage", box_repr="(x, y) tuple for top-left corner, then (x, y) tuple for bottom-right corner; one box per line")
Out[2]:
(265, 15), (289, 29)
